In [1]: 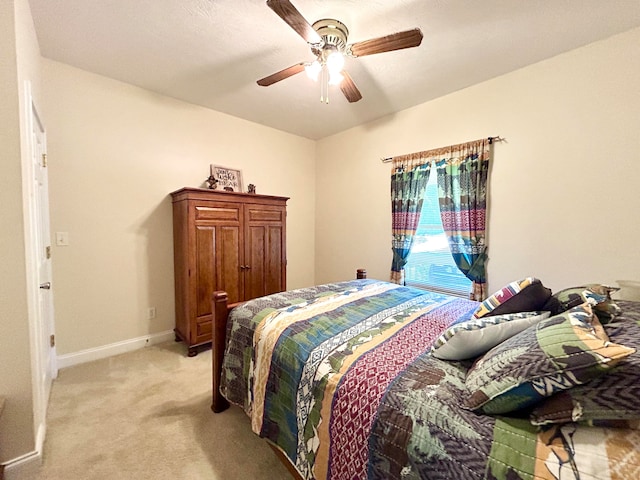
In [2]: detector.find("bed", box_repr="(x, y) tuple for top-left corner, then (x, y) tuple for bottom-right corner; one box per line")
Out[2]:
(210, 270), (640, 480)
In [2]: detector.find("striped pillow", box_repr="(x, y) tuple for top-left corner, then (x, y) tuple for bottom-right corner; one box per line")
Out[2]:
(473, 277), (551, 318)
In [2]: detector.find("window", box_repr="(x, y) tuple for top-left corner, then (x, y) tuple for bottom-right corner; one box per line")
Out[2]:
(404, 172), (471, 297)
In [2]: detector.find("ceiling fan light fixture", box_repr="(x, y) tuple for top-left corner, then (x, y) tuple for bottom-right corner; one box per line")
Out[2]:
(326, 50), (345, 75)
(305, 60), (322, 81)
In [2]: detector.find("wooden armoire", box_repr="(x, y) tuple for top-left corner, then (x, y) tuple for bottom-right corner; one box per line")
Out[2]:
(171, 187), (288, 356)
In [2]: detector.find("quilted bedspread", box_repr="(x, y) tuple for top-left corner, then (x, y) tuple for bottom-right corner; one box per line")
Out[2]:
(219, 280), (640, 480)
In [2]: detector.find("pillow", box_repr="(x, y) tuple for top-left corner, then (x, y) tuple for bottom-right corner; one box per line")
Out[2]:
(463, 303), (635, 415)
(543, 284), (621, 323)
(431, 311), (550, 360)
(530, 314), (640, 425)
(472, 277), (552, 318)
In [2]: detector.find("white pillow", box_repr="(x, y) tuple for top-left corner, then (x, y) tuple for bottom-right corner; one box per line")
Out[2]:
(431, 311), (550, 360)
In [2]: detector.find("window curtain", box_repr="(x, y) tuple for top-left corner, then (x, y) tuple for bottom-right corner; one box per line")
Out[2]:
(390, 157), (431, 284)
(435, 139), (491, 300)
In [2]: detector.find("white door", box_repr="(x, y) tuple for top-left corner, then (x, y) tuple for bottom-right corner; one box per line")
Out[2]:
(28, 95), (57, 444)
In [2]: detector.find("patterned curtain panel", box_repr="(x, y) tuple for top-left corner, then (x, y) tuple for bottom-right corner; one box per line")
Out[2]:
(390, 158), (431, 284)
(435, 139), (491, 300)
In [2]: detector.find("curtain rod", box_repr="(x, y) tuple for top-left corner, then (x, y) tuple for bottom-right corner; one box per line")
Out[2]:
(380, 136), (504, 163)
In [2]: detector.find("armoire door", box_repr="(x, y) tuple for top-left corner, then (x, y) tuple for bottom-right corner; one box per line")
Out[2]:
(244, 205), (285, 300)
(194, 224), (241, 343)
(245, 224), (266, 300)
(215, 225), (242, 303)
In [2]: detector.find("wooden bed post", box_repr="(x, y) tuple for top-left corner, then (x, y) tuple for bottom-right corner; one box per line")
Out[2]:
(211, 291), (230, 413)
(357, 268), (367, 279)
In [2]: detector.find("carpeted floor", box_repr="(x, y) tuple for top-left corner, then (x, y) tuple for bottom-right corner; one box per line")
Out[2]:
(32, 341), (292, 480)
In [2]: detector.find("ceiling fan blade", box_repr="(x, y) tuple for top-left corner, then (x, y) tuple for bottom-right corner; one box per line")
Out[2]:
(340, 70), (362, 103)
(348, 28), (423, 57)
(257, 62), (306, 86)
(266, 0), (322, 44)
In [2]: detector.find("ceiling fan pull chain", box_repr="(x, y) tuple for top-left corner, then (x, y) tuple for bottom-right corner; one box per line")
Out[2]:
(320, 67), (329, 104)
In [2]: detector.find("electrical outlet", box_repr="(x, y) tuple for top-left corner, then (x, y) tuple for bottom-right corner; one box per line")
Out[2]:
(147, 307), (157, 319)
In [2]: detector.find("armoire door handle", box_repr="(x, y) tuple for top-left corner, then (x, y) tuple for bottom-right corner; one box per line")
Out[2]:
(40, 282), (51, 289)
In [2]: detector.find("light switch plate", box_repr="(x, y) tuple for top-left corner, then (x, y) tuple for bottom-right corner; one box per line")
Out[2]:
(55, 232), (69, 246)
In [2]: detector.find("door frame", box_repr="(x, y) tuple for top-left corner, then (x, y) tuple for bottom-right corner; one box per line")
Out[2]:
(21, 81), (57, 455)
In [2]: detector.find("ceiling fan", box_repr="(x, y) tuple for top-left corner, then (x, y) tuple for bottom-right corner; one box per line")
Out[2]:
(257, 0), (424, 103)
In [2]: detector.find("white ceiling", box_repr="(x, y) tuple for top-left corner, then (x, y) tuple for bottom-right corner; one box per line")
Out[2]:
(29, 0), (640, 140)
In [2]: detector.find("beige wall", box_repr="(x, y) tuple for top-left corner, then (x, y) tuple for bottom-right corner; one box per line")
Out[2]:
(316, 27), (640, 294)
(0, 0), (42, 464)
(42, 60), (316, 355)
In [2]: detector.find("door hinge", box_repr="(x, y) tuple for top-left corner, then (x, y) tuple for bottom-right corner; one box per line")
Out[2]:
(42, 153), (47, 167)
(50, 334), (55, 348)
(46, 246), (51, 259)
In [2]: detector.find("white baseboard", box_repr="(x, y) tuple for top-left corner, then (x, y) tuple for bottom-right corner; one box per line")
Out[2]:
(35, 422), (46, 460)
(56, 330), (175, 370)
(3, 450), (41, 480)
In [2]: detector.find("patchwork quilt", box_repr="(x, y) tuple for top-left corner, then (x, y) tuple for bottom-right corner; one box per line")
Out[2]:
(219, 279), (640, 480)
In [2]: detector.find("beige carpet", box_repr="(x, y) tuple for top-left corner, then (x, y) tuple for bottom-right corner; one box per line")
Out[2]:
(33, 341), (292, 480)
